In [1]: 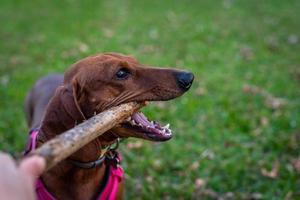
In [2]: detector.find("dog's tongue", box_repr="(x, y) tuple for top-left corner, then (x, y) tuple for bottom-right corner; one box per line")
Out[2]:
(131, 112), (172, 141)
(132, 112), (153, 127)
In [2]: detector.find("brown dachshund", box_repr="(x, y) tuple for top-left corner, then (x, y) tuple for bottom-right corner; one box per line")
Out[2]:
(25, 53), (194, 200)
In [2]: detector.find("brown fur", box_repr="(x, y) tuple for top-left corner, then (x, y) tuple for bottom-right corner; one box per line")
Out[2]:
(25, 53), (193, 200)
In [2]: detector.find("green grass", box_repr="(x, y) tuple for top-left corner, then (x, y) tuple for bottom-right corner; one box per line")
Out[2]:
(1, 0), (300, 199)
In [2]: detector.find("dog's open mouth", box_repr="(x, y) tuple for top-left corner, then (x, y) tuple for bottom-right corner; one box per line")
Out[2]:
(121, 111), (172, 142)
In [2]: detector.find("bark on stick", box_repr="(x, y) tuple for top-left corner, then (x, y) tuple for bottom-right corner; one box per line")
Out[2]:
(28, 102), (144, 171)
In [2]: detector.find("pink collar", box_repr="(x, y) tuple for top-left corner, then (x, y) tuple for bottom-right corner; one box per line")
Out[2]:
(26, 130), (124, 200)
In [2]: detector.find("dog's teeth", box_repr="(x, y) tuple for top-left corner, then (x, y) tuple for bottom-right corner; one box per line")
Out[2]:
(162, 129), (166, 134)
(126, 117), (131, 121)
(162, 124), (170, 129)
(130, 120), (136, 125)
(151, 121), (154, 125)
(165, 129), (171, 135)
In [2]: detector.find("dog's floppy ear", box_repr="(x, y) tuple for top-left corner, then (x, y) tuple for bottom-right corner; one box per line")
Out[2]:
(71, 75), (87, 120)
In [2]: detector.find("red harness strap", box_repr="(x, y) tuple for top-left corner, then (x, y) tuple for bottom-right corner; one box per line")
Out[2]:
(25, 130), (124, 200)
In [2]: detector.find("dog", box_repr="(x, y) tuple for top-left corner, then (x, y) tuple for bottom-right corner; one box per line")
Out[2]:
(24, 53), (194, 200)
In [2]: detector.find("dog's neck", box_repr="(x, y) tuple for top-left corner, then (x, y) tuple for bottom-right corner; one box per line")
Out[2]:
(39, 85), (109, 199)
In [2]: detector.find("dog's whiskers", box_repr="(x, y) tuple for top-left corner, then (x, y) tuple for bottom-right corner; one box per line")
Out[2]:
(102, 91), (135, 110)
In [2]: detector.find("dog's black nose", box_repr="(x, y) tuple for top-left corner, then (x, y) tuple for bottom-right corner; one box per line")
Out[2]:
(175, 71), (194, 91)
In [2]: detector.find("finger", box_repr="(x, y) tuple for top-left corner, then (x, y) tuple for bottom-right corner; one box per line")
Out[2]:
(19, 156), (46, 182)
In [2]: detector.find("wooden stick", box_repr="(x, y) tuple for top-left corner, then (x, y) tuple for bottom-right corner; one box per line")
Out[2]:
(28, 102), (144, 171)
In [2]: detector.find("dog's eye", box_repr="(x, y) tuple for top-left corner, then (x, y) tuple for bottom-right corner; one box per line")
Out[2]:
(115, 68), (130, 80)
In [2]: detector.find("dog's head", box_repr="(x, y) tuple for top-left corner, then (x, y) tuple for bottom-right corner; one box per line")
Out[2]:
(64, 53), (194, 143)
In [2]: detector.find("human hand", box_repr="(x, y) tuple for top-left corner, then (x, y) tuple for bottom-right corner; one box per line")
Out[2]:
(0, 152), (45, 200)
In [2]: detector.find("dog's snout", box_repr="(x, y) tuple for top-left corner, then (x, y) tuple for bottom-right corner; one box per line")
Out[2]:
(175, 71), (194, 91)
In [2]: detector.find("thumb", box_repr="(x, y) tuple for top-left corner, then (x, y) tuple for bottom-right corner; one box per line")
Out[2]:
(19, 156), (46, 183)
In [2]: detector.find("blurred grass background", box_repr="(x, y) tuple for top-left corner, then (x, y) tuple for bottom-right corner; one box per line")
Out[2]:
(0, 0), (300, 199)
